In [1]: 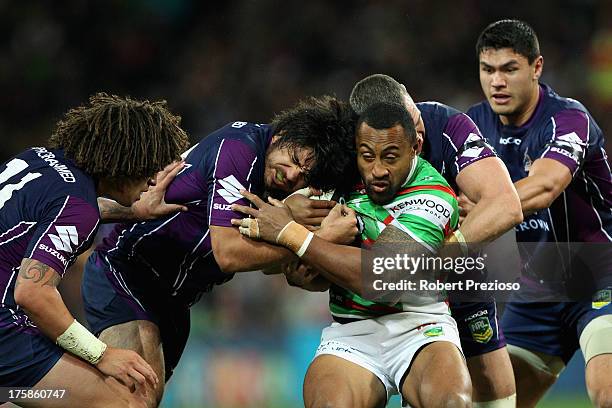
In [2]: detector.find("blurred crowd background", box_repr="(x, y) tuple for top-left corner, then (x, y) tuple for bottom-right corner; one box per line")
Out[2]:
(1, 0), (610, 407)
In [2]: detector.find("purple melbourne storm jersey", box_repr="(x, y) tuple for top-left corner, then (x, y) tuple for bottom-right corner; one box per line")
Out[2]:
(417, 102), (496, 190)
(468, 84), (612, 285)
(97, 122), (272, 304)
(0, 148), (99, 331)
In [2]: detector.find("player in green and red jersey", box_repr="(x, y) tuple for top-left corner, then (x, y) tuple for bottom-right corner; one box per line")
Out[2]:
(232, 102), (472, 408)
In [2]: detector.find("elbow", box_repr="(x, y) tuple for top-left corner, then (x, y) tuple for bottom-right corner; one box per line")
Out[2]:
(14, 284), (37, 312)
(501, 190), (524, 227)
(509, 202), (524, 226)
(214, 252), (236, 274)
(486, 192), (523, 229)
(213, 248), (243, 274)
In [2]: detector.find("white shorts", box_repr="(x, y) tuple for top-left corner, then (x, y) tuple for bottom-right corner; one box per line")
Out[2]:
(314, 312), (462, 403)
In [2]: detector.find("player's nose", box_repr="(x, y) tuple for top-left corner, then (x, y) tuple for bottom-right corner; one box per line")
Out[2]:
(372, 161), (389, 178)
(285, 166), (302, 183)
(491, 72), (506, 87)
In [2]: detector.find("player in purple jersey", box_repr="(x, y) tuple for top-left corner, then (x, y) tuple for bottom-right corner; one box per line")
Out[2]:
(81, 96), (359, 407)
(0, 93), (190, 407)
(282, 74), (522, 407)
(465, 20), (612, 407)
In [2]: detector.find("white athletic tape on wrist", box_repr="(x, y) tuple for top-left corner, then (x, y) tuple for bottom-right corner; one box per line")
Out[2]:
(56, 319), (107, 365)
(296, 232), (314, 257)
(276, 222), (294, 243)
(473, 394), (516, 408)
(276, 221), (312, 255)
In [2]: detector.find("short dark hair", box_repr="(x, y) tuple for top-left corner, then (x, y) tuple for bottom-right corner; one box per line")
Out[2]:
(270, 95), (357, 192)
(476, 19), (540, 64)
(349, 74), (405, 115)
(357, 102), (417, 143)
(49, 93), (190, 180)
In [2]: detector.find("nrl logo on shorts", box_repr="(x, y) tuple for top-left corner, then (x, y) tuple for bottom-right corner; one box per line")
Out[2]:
(468, 316), (493, 343)
(592, 289), (611, 310)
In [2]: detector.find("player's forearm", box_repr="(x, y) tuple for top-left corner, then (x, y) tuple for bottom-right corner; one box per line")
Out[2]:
(514, 175), (558, 216)
(15, 285), (74, 340)
(215, 236), (296, 273)
(300, 238), (364, 295)
(97, 197), (136, 223)
(459, 194), (522, 243)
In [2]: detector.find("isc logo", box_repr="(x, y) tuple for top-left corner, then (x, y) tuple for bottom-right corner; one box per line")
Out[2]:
(499, 137), (521, 146)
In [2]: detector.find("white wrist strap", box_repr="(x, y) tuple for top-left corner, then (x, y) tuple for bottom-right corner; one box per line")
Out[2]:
(296, 232), (314, 257)
(56, 319), (107, 365)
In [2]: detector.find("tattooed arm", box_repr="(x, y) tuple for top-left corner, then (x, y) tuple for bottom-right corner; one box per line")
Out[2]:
(13, 258), (74, 339)
(98, 198), (136, 222)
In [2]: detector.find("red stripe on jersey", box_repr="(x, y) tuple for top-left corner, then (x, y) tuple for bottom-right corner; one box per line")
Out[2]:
(397, 185), (457, 199)
(363, 237), (374, 248)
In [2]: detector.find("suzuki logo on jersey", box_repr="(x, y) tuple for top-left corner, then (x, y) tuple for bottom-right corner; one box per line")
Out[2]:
(461, 133), (485, 158)
(48, 225), (79, 252)
(213, 203), (233, 211)
(217, 175), (246, 204)
(550, 132), (585, 165)
(499, 137), (521, 146)
(38, 243), (69, 266)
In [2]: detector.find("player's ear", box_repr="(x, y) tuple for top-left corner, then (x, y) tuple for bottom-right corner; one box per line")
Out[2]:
(414, 135), (423, 155)
(533, 56), (544, 80)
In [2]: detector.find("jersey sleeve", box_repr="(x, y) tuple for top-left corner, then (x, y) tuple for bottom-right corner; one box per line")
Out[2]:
(537, 109), (589, 176)
(444, 113), (496, 179)
(388, 186), (459, 252)
(208, 139), (260, 227)
(26, 195), (100, 277)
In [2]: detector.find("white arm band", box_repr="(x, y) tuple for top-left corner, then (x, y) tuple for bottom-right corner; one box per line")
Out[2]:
(56, 319), (107, 365)
(296, 232), (314, 257)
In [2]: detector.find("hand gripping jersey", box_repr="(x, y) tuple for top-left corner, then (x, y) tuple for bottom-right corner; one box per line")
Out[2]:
(329, 156), (459, 322)
(468, 84), (612, 287)
(0, 148), (99, 333)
